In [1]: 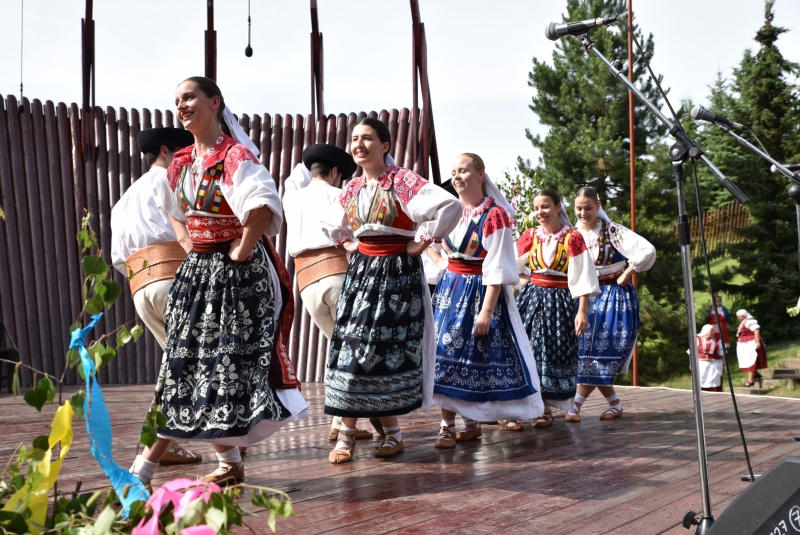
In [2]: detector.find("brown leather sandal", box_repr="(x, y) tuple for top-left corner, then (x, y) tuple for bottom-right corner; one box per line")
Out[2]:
(374, 436), (405, 457)
(328, 429), (356, 464)
(498, 420), (524, 432)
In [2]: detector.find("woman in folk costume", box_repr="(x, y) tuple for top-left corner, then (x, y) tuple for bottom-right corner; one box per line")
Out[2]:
(707, 295), (731, 348)
(566, 187), (656, 422)
(425, 154), (544, 448)
(735, 309), (768, 387)
(322, 118), (461, 463)
(695, 324), (724, 392)
(513, 189), (600, 429)
(130, 76), (308, 486)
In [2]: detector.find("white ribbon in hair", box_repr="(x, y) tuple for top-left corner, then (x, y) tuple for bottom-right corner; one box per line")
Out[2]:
(484, 173), (517, 218)
(558, 205), (573, 229)
(385, 154), (396, 167)
(222, 106), (260, 157)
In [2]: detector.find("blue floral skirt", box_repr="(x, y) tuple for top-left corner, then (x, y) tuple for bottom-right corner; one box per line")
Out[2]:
(155, 241), (292, 441)
(516, 282), (578, 405)
(577, 282), (640, 386)
(433, 270), (536, 402)
(324, 251), (426, 417)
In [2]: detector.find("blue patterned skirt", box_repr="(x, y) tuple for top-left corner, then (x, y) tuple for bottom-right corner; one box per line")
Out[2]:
(433, 270), (536, 402)
(577, 282), (640, 386)
(516, 282), (578, 404)
(324, 251), (426, 417)
(155, 242), (292, 441)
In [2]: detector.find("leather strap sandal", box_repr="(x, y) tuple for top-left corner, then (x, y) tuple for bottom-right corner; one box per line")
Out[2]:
(565, 408), (581, 422)
(532, 413), (554, 428)
(498, 420), (524, 432)
(434, 426), (456, 448)
(328, 429), (356, 464)
(197, 463), (244, 485)
(600, 406), (623, 419)
(159, 443), (203, 465)
(455, 423), (482, 442)
(374, 436), (405, 457)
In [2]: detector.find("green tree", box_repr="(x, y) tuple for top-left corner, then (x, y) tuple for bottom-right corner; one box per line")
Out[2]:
(693, 0), (800, 339)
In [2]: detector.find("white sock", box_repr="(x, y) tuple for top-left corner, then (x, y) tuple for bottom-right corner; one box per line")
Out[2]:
(572, 394), (587, 413)
(462, 417), (479, 428)
(440, 418), (456, 428)
(130, 455), (157, 484)
(334, 426), (357, 451)
(215, 447), (242, 468)
(383, 424), (403, 443)
(331, 416), (343, 430)
(605, 393), (621, 408)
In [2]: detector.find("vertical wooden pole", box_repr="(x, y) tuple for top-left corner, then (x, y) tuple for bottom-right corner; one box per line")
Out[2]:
(205, 0), (216, 80)
(628, 0), (638, 386)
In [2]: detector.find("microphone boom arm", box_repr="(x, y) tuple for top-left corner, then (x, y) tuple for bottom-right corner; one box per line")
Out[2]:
(713, 125), (800, 187)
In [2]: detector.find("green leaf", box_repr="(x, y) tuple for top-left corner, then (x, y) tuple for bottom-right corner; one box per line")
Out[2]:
(85, 295), (105, 315)
(131, 324), (145, 343)
(11, 361), (21, 398)
(82, 255), (108, 277)
(67, 347), (81, 369)
(0, 510), (30, 534)
(205, 507), (227, 532)
(70, 391), (86, 419)
(70, 321), (81, 332)
(116, 326), (133, 347)
(23, 376), (56, 412)
(100, 279), (123, 305)
(32, 435), (50, 451)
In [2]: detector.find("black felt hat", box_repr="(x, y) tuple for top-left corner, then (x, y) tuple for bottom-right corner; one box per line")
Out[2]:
(137, 127), (194, 153)
(302, 144), (358, 179)
(439, 179), (458, 198)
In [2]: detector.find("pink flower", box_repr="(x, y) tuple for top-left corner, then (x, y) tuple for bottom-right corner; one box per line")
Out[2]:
(181, 527), (217, 535)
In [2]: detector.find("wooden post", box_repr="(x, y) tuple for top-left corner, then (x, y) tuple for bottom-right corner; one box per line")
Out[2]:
(628, 0), (638, 386)
(205, 0), (217, 81)
(310, 0), (324, 123)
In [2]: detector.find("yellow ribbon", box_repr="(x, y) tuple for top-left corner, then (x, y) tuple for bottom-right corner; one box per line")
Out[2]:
(2, 401), (74, 534)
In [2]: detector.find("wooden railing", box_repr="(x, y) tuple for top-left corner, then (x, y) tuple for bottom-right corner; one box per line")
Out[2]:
(0, 95), (434, 386)
(685, 203), (750, 258)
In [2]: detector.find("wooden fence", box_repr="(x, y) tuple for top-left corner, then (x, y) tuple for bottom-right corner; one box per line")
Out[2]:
(687, 202), (750, 258)
(0, 94), (433, 386)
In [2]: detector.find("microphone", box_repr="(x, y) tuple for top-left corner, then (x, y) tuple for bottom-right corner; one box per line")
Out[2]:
(691, 106), (744, 129)
(771, 163), (800, 173)
(545, 15), (618, 41)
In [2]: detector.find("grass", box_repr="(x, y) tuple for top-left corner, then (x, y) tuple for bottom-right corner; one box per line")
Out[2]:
(652, 338), (800, 398)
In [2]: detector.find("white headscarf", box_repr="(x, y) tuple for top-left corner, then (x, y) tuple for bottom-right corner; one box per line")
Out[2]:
(385, 154), (396, 167)
(736, 309), (753, 319)
(698, 324), (715, 337)
(483, 173), (517, 218)
(557, 204), (573, 229)
(596, 205), (612, 223)
(222, 106), (260, 157)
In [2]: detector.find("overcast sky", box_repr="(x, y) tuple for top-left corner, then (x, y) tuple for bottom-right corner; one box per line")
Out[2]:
(1, 0), (798, 183)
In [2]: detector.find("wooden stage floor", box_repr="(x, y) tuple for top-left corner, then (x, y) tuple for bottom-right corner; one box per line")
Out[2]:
(2, 383), (799, 534)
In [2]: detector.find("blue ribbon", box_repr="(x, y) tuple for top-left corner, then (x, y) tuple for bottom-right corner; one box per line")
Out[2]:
(70, 313), (149, 516)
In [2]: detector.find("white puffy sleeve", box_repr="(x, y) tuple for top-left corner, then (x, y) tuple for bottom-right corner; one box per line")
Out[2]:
(396, 171), (460, 242)
(567, 231), (600, 298)
(219, 147), (283, 237)
(321, 179), (358, 245)
(745, 318), (761, 331)
(607, 222), (656, 273)
(481, 207), (519, 286)
(284, 162), (312, 195)
(515, 228), (534, 274)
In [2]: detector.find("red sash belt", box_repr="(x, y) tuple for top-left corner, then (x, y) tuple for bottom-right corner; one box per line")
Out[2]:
(738, 334), (755, 342)
(528, 273), (569, 289)
(192, 240), (233, 253)
(447, 258), (484, 275)
(357, 236), (412, 256)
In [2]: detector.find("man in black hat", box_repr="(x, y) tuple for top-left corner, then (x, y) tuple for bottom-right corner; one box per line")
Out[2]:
(283, 144), (383, 440)
(111, 127), (202, 468)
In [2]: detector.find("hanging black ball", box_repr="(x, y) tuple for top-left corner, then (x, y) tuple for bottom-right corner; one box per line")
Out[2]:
(245, 45), (253, 57)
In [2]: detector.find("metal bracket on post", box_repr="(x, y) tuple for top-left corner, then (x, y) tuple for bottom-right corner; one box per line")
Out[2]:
(310, 0), (324, 125)
(205, 0), (217, 81)
(81, 0), (96, 163)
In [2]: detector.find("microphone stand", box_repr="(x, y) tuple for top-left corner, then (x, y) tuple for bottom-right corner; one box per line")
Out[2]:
(714, 125), (800, 187)
(573, 31), (750, 535)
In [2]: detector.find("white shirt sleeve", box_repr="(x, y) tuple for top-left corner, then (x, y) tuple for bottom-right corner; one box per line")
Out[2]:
(284, 163), (312, 195)
(219, 159), (283, 237)
(567, 232), (601, 298)
(405, 183), (461, 243)
(321, 195), (354, 245)
(608, 222), (656, 272)
(481, 217), (520, 286)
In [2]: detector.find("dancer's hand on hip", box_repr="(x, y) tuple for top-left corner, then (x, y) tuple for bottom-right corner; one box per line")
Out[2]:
(406, 240), (428, 257)
(228, 238), (253, 262)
